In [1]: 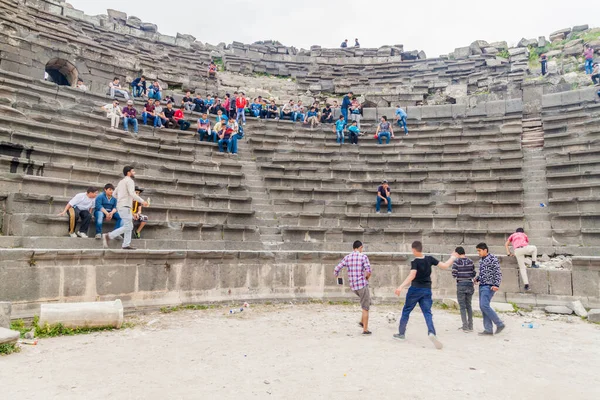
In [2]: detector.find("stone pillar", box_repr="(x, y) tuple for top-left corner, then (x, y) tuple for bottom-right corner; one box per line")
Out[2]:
(39, 299), (124, 329)
(0, 327), (19, 345)
(0, 302), (11, 329)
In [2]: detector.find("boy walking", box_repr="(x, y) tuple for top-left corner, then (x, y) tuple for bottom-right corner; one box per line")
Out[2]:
(393, 241), (457, 349)
(334, 240), (373, 335)
(452, 246), (476, 332)
(476, 243), (506, 336)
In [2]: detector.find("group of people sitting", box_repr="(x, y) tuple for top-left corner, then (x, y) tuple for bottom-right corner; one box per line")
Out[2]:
(58, 184), (148, 240)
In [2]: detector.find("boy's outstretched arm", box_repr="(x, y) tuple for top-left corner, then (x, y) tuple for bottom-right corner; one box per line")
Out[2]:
(437, 252), (459, 269)
(395, 270), (417, 295)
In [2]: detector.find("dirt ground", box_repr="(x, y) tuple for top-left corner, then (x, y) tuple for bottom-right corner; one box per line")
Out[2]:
(2, 303), (599, 400)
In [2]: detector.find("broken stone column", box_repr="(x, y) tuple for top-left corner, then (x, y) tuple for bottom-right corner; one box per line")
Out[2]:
(39, 299), (124, 329)
(0, 327), (19, 345)
(0, 302), (10, 329)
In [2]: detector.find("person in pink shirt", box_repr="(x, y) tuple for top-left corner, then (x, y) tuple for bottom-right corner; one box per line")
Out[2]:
(505, 227), (538, 292)
(583, 45), (594, 75)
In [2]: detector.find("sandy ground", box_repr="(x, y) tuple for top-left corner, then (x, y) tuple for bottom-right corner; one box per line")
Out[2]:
(1, 303), (600, 400)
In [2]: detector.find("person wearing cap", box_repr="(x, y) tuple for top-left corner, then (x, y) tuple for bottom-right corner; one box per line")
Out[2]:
(376, 180), (392, 214)
(122, 100), (139, 134)
(132, 187), (149, 239)
(101, 99), (123, 130)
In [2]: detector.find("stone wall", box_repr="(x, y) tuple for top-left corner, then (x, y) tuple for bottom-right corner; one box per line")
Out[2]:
(2, 250), (599, 319)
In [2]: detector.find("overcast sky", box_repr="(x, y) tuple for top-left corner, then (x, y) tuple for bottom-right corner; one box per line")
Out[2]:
(69, 1), (597, 57)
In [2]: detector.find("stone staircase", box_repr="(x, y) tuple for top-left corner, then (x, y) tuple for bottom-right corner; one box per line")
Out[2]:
(521, 148), (553, 254)
(522, 117), (544, 148)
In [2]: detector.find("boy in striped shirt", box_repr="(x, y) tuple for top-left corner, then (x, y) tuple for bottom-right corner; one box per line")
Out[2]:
(452, 246), (476, 332)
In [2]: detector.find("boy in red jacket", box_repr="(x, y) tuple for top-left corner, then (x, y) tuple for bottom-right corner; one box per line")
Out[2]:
(236, 92), (248, 126)
(174, 105), (191, 131)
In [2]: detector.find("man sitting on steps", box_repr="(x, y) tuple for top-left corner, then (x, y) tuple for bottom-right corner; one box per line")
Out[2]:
(122, 100), (139, 135)
(109, 77), (130, 100)
(94, 183), (122, 239)
(132, 187), (149, 239)
(376, 180), (392, 214)
(58, 186), (99, 238)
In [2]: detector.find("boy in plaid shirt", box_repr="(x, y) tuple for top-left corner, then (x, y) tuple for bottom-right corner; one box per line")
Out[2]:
(334, 240), (372, 335)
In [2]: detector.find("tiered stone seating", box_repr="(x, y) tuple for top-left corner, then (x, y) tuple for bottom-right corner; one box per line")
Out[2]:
(241, 101), (525, 253)
(542, 88), (600, 253)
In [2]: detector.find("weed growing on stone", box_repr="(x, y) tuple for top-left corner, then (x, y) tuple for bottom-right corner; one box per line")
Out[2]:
(497, 50), (510, 59)
(0, 343), (21, 356)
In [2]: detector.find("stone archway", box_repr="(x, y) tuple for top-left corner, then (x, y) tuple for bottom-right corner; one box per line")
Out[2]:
(45, 58), (78, 87)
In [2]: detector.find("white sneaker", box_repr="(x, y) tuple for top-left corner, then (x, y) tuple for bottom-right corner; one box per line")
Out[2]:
(77, 232), (88, 238)
(69, 233), (77, 238)
(376, 211), (381, 214)
(95, 234), (102, 239)
(429, 333), (443, 350)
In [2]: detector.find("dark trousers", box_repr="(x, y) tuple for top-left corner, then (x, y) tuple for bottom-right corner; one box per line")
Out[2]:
(398, 287), (436, 336)
(592, 74), (600, 85)
(68, 208), (91, 234)
(456, 283), (474, 330)
(178, 120), (191, 130)
(541, 61), (547, 76)
(349, 131), (359, 144)
(164, 118), (176, 129)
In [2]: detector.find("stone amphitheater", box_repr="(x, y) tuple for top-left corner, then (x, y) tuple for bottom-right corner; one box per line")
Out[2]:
(1, 0), (600, 321)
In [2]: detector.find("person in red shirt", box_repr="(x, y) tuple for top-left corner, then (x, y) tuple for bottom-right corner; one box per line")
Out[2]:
(236, 92), (248, 126)
(505, 227), (538, 292)
(174, 105), (190, 131)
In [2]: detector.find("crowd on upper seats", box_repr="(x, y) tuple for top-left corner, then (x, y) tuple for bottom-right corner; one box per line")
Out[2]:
(100, 76), (410, 152)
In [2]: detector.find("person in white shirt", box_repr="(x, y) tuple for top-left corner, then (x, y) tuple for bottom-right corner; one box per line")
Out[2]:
(103, 166), (149, 250)
(57, 187), (99, 238)
(101, 99), (123, 129)
(76, 79), (88, 91)
(109, 77), (130, 100)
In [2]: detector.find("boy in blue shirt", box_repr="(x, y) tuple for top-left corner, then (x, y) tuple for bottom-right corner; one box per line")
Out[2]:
(395, 105), (408, 135)
(348, 120), (360, 145)
(94, 183), (122, 239)
(333, 116), (346, 144)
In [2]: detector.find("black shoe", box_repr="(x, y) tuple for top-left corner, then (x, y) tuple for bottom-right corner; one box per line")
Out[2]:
(495, 325), (506, 335)
(122, 246), (137, 250)
(358, 322), (364, 328)
(524, 284), (531, 291)
(362, 330), (372, 335)
(478, 331), (494, 336)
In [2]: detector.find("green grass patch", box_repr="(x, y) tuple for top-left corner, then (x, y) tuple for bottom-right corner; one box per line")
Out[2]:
(160, 304), (215, 313)
(497, 49), (509, 59)
(0, 343), (20, 355)
(10, 316), (132, 338)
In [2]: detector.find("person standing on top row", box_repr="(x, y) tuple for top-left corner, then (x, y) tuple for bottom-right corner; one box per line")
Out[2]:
(583, 45), (594, 75)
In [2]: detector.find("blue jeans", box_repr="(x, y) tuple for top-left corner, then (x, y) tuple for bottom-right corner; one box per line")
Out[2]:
(336, 130), (344, 144)
(123, 117), (138, 133)
(294, 113), (305, 122)
(376, 196), (392, 212)
(218, 138), (230, 152)
(132, 86), (144, 97)
(251, 109), (260, 117)
(236, 108), (246, 123)
(142, 112), (155, 125)
(341, 107), (348, 123)
(148, 89), (161, 100)
(95, 210), (122, 235)
(479, 285), (504, 333)
(399, 287), (436, 336)
(378, 131), (391, 144)
(228, 133), (243, 154)
(585, 59), (593, 75)
(198, 129), (217, 142)
(397, 117), (408, 134)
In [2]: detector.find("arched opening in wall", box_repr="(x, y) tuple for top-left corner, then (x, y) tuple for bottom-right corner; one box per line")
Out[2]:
(44, 58), (78, 87)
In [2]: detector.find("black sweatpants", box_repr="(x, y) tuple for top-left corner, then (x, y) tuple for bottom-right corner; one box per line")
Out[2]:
(68, 208), (91, 234)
